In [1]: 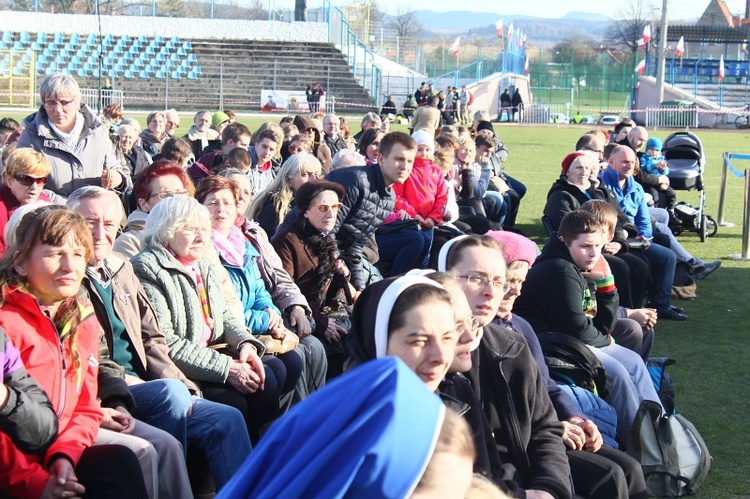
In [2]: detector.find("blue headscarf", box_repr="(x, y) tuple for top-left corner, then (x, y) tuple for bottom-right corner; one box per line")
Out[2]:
(217, 357), (445, 498)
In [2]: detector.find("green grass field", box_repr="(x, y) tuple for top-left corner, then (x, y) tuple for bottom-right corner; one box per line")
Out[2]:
(4, 106), (749, 495)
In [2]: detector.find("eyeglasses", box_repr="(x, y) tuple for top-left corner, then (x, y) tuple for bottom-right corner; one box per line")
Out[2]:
(147, 189), (189, 200)
(455, 316), (481, 332)
(13, 174), (47, 187)
(312, 203), (342, 212)
(582, 146), (604, 156)
(166, 121), (179, 129)
(459, 273), (510, 293)
(43, 99), (75, 110)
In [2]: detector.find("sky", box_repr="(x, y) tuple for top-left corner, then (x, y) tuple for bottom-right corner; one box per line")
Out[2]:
(271, 0), (750, 19)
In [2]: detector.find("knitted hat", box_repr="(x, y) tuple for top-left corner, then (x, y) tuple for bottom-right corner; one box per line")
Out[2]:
(411, 129), (434, 149)
(485, 230), (539, 266)
(295, 179), (345, 212)
(212, 111), (230, 128)
(476, 120), (495, 135)
(561, 151), (587, 175)
(646, 137), (662, 152)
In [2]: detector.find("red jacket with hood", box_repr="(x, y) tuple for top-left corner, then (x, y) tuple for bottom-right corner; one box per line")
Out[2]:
(387, 156), (449, 224)
(0, 287), (104, 498)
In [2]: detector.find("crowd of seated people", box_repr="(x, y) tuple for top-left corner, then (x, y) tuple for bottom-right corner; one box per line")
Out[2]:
(0, 72), (718, 497)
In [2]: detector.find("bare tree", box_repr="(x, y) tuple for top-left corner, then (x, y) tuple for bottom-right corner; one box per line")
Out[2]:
(389, 5), (423, 40)
(607, 0), (657, 56)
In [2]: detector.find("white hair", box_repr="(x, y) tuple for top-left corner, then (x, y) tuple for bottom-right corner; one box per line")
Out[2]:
(66, 185), (125, 221)
(4, 201), (51, 248)
(331, 149), (366, 169)
(39, 72), (81, 104)
(141, 196), (211, 248)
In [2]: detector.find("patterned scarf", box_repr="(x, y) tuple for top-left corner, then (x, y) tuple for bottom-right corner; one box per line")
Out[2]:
(168, 248), (214, 345)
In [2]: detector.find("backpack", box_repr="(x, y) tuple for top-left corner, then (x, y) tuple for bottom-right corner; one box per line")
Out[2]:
(647, 357), (677, 415)
(468, 91), (475, 105)
(537, 332), (609, 400)
(626, 401), (711, 497)
(671, 261), (696, 300)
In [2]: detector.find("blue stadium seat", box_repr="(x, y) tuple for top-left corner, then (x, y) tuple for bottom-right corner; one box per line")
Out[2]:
(61, 67), (72, 75)
(86, 33), (96, 45)
(188, 53), (197, 63)
(124, 69), (134, 78)
(165, 59), (175, 69)
(42, 47), (52, 57)
(194, 65), (202, 75)
(0, 41), (7, 50)
(188, 71), (197, 80)
(138, 69), (148, 78)
(13, 67), (23, 76)
(144, 64), (154, 75)
(1, 30), (10, 43)
(170, 36), (180, 44)
(12, 41), (23, 51)
(171, 70), (181, 80)
(156, 52), (166, 62)
(70, 33), (80, 45)
(86, 55), (97, 66)
(159, 45), (169, 55)
(92, 67), (100, 77)
(166, 40), (175, 50)
(175, 65), (186, 75)
(66, 62), (78, 72)
(53, 32), (63, 44)
(54, 55), (65, 64)
(146, 46), (155, 55)
(30, 41), (41, 51)
(48, 61), (58, 71)
(155, 70), (165, 79)
(77, 68), (87, 78)
(103, 56), (112, 67)
(129, 63), (139, 72)
(19, 31), (29, 44)
(21, 53), (30, 63)
(113, 45), (123, 55)
(59, 49), (69, 58)
(36, 32), (47, 44)
(63, 42), (74, 52)
(37, 54), (47, 64)
(71, 55), (81, 65)
(83, 62), (92, 72)
(183, 41), (192, 51)
(177, 47), (186, 56)
(45, 66), (56, 75)
(154, 35), (163, 44)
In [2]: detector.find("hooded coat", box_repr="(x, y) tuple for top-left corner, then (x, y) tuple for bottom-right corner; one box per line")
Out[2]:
(513, 235), (618, 348)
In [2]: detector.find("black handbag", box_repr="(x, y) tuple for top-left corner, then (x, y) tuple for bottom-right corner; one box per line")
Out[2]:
(376, 219), (420, 235)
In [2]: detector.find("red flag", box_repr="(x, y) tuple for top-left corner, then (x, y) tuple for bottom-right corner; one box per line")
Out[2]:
(450, 36), (460, 56)
(495, 19), (503, 37)
(719, 55), (725, 81)
(638, 25), (651, 46)
(675, 36), (685, 57)
(635, 59), (646, 74)
(524, 56), (529, 74)
(508, 22), (514, 42)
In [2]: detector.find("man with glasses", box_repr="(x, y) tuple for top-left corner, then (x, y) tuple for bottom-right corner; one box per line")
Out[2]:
(437, 234), (572, 498)
(164, 109), (180, 137)
(321, 114), (347, 157)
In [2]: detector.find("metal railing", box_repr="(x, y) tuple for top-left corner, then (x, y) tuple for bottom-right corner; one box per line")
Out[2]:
(80, 88), (124, 111)
(644, 106), (699, 128)
(324, 0), (380, 107)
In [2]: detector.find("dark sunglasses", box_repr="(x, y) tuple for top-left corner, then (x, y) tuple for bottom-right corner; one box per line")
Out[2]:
(14, 174), (47, 187)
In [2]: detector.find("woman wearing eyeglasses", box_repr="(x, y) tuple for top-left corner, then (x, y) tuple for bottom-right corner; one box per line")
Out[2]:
(113, 160), (194, 259)
(16, 72), (130, 198)
(247, 153), (322, 238)
(271, 180), (354, 378)
(0, 148), (60, 254)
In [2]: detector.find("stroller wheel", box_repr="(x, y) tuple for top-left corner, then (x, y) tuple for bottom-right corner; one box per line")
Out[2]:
(706, 216), (718, 238)
(699, 215), (708, 242)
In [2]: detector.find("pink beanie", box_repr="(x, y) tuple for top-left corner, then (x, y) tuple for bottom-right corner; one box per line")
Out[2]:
(485, 230), (538, 266)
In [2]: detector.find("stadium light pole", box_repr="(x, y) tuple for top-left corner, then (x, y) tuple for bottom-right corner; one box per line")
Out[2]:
(655, 0), (669, 103)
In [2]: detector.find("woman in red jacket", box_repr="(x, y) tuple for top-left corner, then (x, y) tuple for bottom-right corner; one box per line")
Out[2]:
(0, 205), (146, 499)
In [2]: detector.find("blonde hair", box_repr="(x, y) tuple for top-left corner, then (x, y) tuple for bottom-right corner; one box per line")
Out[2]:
(433, 148), (455, 174)
(246, 153), (321, 225)
(4, 148), (52, 179)
(456, 135), (476, 153)
(413, 409), (476, 494)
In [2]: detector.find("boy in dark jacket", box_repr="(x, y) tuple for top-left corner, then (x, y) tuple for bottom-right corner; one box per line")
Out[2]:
(514, 210), (663, 442)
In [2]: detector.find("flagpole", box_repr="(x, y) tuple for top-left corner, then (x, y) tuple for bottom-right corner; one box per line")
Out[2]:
(655, 0), (669, 103)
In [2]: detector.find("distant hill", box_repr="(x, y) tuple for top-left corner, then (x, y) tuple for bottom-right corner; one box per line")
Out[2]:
(413, 10), (613, 45)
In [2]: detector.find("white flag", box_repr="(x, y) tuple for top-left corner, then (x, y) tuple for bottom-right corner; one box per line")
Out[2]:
(450, 36), (460, 56)
(675, 36), (685, 57)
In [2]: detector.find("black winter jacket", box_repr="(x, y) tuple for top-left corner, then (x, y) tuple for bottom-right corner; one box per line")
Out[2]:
(0, 329), (58, 454)
(544, 178), (638, 246)
(326, 164), (395, 290)
(514, 235), (619, 348)
(467, 324), (572, 498)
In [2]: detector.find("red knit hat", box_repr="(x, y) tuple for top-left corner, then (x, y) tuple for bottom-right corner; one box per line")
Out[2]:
(561, 151), (587, 175)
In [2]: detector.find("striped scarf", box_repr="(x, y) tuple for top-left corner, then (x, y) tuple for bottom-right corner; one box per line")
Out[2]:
(169, 249), (214, 345)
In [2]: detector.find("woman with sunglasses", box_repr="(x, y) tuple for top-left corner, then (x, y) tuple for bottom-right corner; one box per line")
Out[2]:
(17, 72), (130, 198)
(0, 148), (60, 254)
(271, 180), (354, 378)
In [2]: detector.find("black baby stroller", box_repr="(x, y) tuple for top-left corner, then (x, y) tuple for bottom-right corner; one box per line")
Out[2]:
(662, 131), (718, 242)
